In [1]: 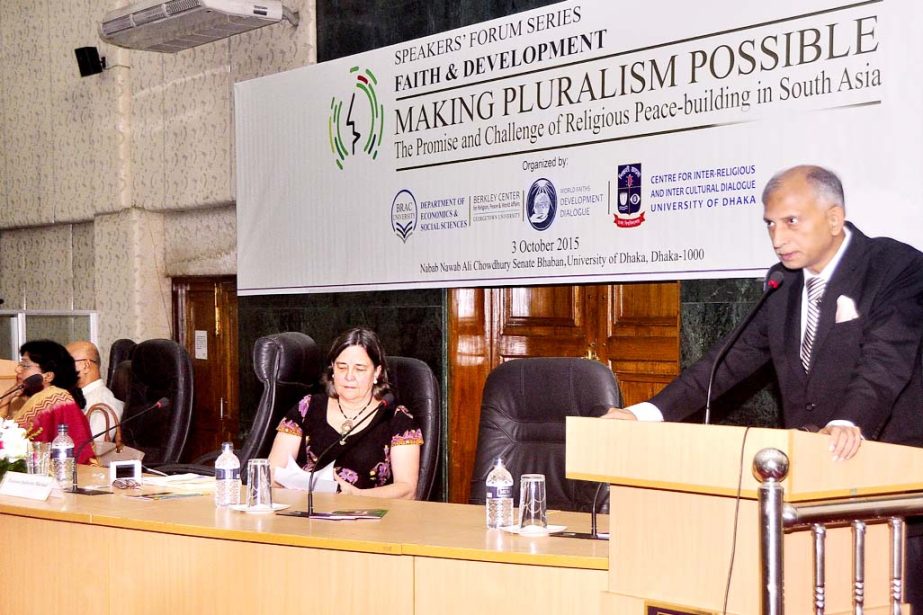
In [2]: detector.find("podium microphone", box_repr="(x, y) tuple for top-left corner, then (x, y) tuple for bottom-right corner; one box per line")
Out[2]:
(0, 374), (44, 402)
(704, 271), (784, 425)
(71, 397), (170, 494)
(306, 393), (394, 518)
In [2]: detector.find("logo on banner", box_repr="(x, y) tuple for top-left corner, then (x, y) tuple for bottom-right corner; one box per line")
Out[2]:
(526, 178), (557, 231)
(329, 66), (385, 170)
(614, 164), (645, 228)
(391, 189), (417, 242)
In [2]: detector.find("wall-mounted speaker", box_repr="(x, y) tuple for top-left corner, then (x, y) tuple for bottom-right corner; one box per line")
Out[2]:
(74, 47), (106, 77)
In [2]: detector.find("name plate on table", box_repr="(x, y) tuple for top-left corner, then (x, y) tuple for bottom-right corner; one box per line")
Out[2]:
(0, 471), (54, 500)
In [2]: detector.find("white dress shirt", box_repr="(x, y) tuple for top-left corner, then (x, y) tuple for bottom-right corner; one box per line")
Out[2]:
(83, 379), (125, 442)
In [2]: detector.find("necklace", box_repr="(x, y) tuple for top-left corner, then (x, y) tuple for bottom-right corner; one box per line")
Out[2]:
(336, 397), (374, 436)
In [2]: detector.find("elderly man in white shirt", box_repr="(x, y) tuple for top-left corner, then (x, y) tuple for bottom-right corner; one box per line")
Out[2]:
(67, 340), (124, 442)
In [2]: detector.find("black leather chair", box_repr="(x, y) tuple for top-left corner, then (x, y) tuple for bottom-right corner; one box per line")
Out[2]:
(387, 356), (440, 501)
(468, 358), (621, 512)
(109, 361), (134, 404)
(120, 339), (194, 466)
(240, 332), (323, 467)
(160, 331), (323, 476)
(106, 338), (137, 392)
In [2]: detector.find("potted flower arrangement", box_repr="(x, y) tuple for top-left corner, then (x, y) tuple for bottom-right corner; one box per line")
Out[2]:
(0, 419), (33, 479)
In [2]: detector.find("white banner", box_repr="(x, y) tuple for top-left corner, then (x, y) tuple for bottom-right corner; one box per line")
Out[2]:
(236, 0), (922, 295)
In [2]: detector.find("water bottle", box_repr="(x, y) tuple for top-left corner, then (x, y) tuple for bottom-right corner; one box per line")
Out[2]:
(214, 442), (241, 507)
(50, 424), (75, 491)
(485, 457), (514, 528)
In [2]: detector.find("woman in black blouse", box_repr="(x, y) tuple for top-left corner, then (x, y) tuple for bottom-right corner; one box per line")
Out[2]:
(268, 328), (423, 499)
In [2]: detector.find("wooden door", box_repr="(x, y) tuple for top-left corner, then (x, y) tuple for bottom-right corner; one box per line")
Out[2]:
(172, 276), (239, 461)
(599, 283), (681, 406)
(447, 282), (679, 503)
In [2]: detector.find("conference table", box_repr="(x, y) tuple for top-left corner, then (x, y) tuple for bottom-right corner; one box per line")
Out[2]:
(0, 467), (608, 614)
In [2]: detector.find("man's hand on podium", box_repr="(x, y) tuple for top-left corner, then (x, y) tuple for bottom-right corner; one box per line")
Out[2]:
(601, 407), (637, 420)
(819, 424), (862, 461)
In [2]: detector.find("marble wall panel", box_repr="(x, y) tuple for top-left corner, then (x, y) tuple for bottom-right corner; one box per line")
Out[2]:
(131, 209), (172, 340)
(162, 43), (233, 208)
(1, 0), (53, 227)
(164, 206), (236, 276)
(0, 9), (6, 217)
(129, 50), (166, 211)
(678, 278), (781, 427)
(0, 231), (25, 309)
(92, 6), (132, 215)
(48, 0), (100, 224)
(71, 222), (95, 309)
(13, 225), (74, 310)
(94, 209), (171, 360)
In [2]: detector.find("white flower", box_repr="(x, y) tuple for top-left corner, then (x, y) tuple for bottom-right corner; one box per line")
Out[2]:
(0, 419), (29, 460)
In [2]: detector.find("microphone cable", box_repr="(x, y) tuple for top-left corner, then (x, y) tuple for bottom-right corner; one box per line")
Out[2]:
(722, 426), (752, 615)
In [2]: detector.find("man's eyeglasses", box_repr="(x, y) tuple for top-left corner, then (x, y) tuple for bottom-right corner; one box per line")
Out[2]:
(112, 478), (141, 489)
(16, 362), (40, 370)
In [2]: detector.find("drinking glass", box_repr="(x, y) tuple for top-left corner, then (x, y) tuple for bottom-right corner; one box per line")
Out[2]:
(26, 441), (51, 476)
(246, 458), (273, 510)
(518, 474), (547, 531)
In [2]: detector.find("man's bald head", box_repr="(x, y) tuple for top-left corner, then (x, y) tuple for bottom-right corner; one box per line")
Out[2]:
(67, 340), (102, 388)
(762, 164), (845, 212)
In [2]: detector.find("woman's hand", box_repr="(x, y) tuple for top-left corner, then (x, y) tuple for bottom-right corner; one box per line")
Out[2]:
(0, 387), (22, 418)
(335, 474), (359, 495)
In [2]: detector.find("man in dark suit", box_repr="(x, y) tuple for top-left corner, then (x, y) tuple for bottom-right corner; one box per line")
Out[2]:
(605, 164), (923, 607)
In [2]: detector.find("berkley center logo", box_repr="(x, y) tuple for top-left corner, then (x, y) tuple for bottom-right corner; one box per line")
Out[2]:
(329, 66), (384, 170)
(614, 163), (645, 228)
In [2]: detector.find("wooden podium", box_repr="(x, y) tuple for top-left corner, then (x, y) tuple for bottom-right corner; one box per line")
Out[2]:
(566, 418), (923, 614)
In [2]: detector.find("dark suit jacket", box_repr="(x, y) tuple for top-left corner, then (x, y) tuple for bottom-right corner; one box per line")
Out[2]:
(651, 223), (923, 447)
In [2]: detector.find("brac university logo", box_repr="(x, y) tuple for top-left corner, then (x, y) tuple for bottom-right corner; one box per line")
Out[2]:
(329, 66), (385, 170)
(391, 189), (417, 243)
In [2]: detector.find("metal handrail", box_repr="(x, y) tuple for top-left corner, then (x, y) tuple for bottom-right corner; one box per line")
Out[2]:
(754, 447), (923, 615)
(784, 494), (923, 529)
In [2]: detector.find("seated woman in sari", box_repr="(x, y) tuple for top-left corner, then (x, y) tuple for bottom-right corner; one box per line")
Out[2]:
(1, 340), (95, 464)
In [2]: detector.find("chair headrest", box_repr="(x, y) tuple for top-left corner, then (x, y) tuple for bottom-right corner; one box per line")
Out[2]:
(482, 357), (620, 420)
(253, 332), (323, 385)
(131, 339), (189, 389)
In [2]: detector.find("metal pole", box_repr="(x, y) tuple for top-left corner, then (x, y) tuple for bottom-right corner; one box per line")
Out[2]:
(754, 448), (790, 615)
(813, 523), (826, 615)
(889, 517), (904, 615)
(853, 520), (866, 615)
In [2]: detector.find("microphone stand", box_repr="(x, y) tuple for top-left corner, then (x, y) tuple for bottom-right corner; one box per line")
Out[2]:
(0, 374), (43, 403)
(703, 272), (784, 424)
(561, 482), (609, 540)
(305, 401), (382, 518)
(70, 397), (170, 494)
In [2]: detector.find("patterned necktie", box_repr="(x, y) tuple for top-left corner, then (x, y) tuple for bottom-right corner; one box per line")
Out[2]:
(800, 277), (826, 371)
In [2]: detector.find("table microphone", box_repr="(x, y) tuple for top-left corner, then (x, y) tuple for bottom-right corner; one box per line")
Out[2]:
(703, 271), (784, 425)
(305, 393), (394, 518)
(561, 482), (610, 540)
(0, 374), (44, 402)
(71, 397), (170, 494)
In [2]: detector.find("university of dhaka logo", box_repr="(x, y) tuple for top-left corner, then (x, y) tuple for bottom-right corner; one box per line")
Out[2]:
(329, 66), (385, 170)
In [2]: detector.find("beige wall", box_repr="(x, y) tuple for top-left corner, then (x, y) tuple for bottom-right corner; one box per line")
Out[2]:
(0, 0), (316, 356)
